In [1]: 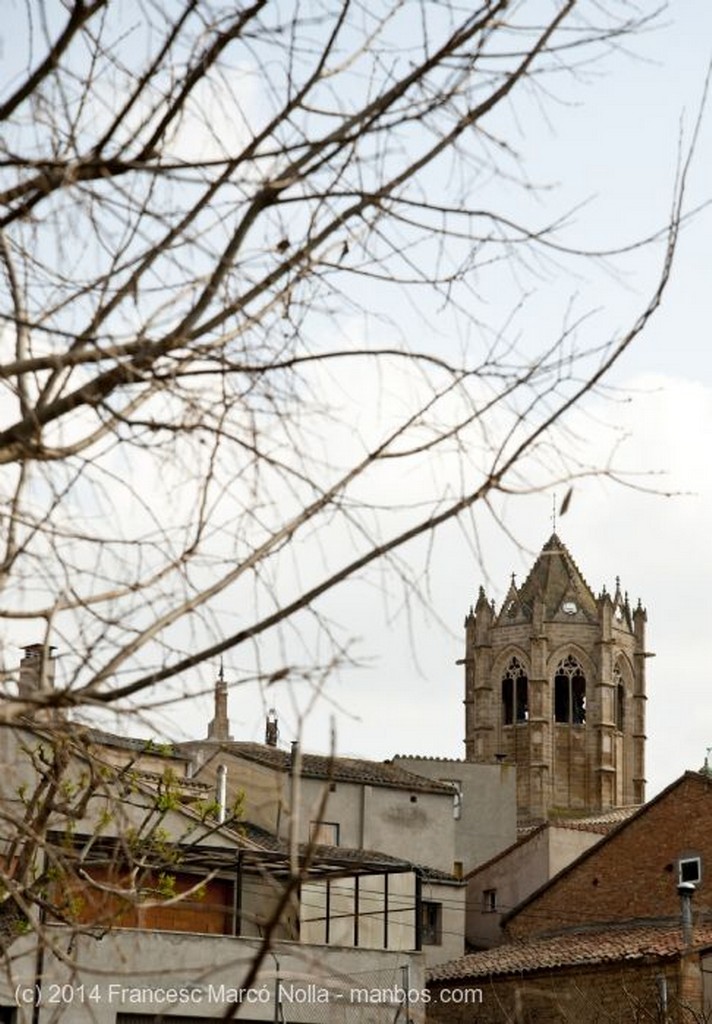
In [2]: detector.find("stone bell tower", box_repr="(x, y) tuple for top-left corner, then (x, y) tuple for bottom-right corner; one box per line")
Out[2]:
(462, 534), (648, 822)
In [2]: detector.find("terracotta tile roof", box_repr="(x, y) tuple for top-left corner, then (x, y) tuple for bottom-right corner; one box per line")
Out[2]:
(428, 923), (712, 982)
(551, 807), (640, 834)
(86, 728), (193, 760)
(517, 806), (639, 838)
(134, 769), (212, 798)
(206, 741), (456, 794)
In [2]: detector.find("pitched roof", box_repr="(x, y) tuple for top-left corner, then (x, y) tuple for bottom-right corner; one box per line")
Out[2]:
(428, 922), (712, 982)
(517, 806), (639, 838)
(501, 533), (598, 624)
(86, 728), (193, 760)
(548, 807), (640, 834)
(201, 741), (456, 794)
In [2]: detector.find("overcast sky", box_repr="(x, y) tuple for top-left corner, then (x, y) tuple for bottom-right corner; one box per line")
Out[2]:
(9, 1), (707, 807)
(184, 0), (712, 804)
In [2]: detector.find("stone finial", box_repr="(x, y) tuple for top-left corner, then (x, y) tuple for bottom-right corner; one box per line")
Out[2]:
(475, 585), (489, 611)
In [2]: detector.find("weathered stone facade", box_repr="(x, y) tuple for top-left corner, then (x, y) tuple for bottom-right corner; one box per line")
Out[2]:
(462, 534), (648, 820)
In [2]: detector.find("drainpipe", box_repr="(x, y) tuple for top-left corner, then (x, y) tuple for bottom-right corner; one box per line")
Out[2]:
(656, 973), (668, 1024)
(678, 881), (696, 947)
(401, 964), (411, 1024)
(32, 850), (50, 1024)
(269, 949), (284, 1023)
(359, 783), (366, 849)
(216, 764), (227, 824)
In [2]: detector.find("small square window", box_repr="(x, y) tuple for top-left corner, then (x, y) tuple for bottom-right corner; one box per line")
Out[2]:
(679, 856), (702, 885)
(420, 901), (442, 945)
(482, 888), (497, 913)
(309, 821), (340, 846)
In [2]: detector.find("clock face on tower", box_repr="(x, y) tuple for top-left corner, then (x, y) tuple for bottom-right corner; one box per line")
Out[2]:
(561, 600), (577, 615)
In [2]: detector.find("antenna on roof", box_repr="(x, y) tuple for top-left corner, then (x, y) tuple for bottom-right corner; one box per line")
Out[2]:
(551, 493), (556, 534)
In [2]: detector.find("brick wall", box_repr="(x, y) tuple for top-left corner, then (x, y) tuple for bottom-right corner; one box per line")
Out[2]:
(427, 961), (689, 1024)
(506, 772), (712, 940)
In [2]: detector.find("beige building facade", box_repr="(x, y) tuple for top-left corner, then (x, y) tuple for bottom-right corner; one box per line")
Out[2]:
(465, 821), (605, 948)
(184, 742), (467, 966)
(3, 930), (428, 1024)
(390, 757), (516, 877)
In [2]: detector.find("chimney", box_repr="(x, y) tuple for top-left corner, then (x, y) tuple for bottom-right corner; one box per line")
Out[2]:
(265, 708), (279, 747)
(207, 660), (232, 741)
(19, 644), (56, 698)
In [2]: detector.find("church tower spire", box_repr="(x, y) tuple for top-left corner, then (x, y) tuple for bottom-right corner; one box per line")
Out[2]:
(207, 659), (233, 741)
(462, 534), (648, 821)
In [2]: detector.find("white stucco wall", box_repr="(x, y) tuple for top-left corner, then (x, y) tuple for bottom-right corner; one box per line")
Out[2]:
(193, 749), (459, 874)
(1, 929), (427, 1024)
(189, 750), (457, 874)
(391, 757), (517, 874)
(466, 824), (605, 948)
(547, 825), (602, 877)
(421, 879), (466, 967)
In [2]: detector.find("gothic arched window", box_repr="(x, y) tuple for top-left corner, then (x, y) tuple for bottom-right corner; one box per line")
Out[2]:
(502, 657), (529, 725)
(554, 654), (586, 725)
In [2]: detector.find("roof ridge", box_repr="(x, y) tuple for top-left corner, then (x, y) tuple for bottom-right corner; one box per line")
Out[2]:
(210, 741), (456, 793)
(392, 755), (465, 763)
(427, 920), (712, 983)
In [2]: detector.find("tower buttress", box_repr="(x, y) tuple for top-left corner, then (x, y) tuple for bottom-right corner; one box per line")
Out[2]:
(632, 600), (648, 804)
